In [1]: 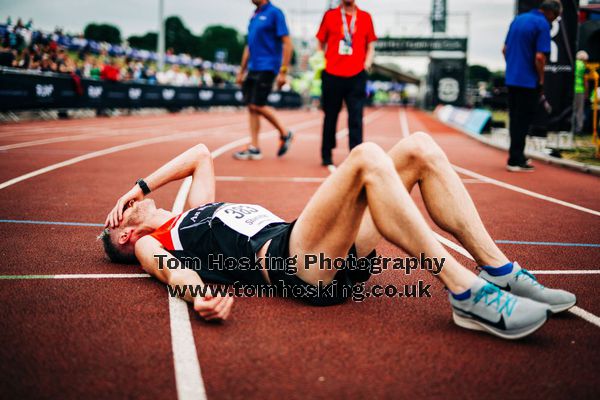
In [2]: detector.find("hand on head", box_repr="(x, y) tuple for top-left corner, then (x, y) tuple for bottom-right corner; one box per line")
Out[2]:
(104, 185), (144, 228)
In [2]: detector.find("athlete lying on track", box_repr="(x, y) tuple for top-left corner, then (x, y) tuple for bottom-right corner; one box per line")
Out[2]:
(101, 132), (576, 339)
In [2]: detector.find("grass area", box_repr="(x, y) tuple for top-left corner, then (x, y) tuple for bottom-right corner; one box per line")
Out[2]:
(560, 135), (600, 166)
(491, 109), (600, 166)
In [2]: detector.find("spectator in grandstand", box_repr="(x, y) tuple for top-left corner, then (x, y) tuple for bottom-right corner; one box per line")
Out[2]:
(573, 50), (588, 134)
(101, 58), (120, 81)
(90, 58), (102, 80)
(39, 54), (55, 72)
(233, 0), (294, 161)
(316, 0), (377, 167)
(0, 43), (16, 67)
(503, 0), (561, 172)
(198, 66), (214, 87)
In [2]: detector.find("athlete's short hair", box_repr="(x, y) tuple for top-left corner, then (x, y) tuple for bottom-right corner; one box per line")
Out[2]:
(98, 228), (137, 264)
(540, 0), (562, 16)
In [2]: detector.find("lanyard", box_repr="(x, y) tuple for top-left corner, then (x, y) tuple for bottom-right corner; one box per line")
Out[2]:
(340, 6), (357, 46)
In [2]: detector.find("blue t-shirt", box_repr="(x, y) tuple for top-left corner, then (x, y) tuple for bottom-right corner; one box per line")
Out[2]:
(247, 2), (289, 73)
(504, 9), (551, 88)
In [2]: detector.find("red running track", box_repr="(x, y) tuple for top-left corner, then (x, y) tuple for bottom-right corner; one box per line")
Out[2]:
(0, 107), (598, 399)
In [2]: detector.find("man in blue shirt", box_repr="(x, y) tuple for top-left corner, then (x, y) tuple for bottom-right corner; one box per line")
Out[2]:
(503, 0), (561, 172)
(234, 0), (294, 161)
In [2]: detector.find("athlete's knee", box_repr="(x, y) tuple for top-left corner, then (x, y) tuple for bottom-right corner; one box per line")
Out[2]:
(350, 142), (394, 177)
(407, 131), (447, 169)
(192, 143), (211, 162)
(350, 142), (384, 164)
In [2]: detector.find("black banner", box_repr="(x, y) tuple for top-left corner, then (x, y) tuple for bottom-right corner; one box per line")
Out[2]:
(518, 0), (580, 132)
(0, 69), (302, 111)
(375, 38), (467, 54)
(426, 58), (467, 108)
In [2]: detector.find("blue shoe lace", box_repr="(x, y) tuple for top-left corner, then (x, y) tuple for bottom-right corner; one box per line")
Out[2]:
(473, 283), (517, 317)
(515, 269), (545, 289)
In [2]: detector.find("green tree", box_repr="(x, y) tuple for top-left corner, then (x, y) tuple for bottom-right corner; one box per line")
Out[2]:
(197, 25), (244, 63)
(83, 23), (122, 44)
(468, 64), (492, 83)
(128, 32), (158, 51)
(125, 17), (245, 63)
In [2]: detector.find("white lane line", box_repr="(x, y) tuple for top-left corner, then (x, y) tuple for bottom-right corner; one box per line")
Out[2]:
(399, 108), (410, 138)
(528, 270), (600, 275)
(452, 165), (600, 217)
(165, 116), (326, 400)
(0, 274), (150, 279)
(461, 178), (490, 184)
(0, 121), (243, 190)
(167, 175), (206, 400)
(0, 117), (229, 150)
(569, 307), (600, 328)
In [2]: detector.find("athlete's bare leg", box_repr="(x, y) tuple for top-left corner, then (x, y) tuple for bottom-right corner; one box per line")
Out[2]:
(251, 104), (287, 137)
(289, 141), (477, 293)
(248, 107), (261, 149)
(354, 132), (509, 267)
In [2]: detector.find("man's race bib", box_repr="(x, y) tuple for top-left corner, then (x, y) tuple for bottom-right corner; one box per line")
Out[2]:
(213, 203), (284, 237)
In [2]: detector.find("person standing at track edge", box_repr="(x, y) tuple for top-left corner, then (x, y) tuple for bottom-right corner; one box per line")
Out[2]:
(316, 0), (376, 167)
(503, 0), (562, 172)
(234, 0), (294, 161)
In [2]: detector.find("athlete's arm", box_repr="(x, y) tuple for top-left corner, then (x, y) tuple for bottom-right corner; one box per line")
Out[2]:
(276, 36), (293, 89)
(317, 41), (326, 52)
(535, 52), (546, 86)
(105, 144), (214, 228)
(364, 42), (375, 71)
(135, 235), (234, 321)
(236, 46), (250, 86)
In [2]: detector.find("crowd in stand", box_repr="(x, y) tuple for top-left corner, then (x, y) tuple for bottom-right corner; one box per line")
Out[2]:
(0, 16), (234, 87)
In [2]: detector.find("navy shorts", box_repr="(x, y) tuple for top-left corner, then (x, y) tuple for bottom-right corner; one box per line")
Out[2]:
(266, 221), (377, 306)
(242, 71), (275, 106)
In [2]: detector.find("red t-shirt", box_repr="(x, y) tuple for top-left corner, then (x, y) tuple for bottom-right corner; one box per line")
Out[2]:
(316, 6), (377, 77)
(101, 65), (120, 81)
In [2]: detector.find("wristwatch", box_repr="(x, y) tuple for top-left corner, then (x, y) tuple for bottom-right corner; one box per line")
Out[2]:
(136, 178), (151, 195)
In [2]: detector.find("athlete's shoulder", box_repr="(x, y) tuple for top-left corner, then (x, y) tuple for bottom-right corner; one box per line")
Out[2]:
(135, 235), (163, 255)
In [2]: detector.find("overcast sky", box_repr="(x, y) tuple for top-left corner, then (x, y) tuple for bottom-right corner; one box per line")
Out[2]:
(0, 0), (514, 71)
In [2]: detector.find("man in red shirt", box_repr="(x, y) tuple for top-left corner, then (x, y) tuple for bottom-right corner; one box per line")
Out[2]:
(316, 0), (376, 166)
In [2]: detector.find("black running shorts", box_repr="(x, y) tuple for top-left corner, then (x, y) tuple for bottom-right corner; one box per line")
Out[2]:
(266, 221), (377, 306)
(242, 70), (275, 106)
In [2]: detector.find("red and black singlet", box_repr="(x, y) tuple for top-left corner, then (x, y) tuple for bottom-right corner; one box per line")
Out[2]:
(150, 202), (290, 284)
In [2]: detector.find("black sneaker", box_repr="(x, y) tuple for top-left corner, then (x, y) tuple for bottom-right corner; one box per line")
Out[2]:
(233, 147), (263, 160)
(506, 163), (535, 172)
(277, 131), (293, 157)
(322, 157), (333, 167)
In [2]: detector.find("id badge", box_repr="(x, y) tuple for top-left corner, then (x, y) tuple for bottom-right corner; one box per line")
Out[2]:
(338, 40), (353, 56)
(213, 203), (284, 238)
